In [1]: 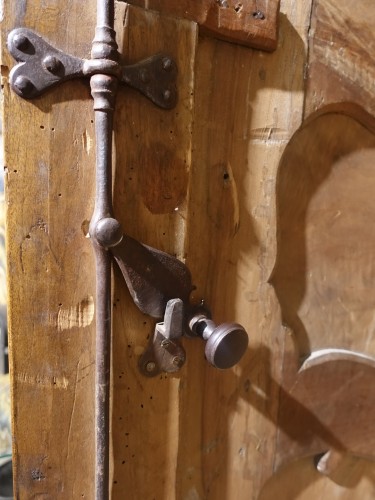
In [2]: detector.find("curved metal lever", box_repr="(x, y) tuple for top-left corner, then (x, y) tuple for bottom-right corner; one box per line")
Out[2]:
(94, 217), (192, 318)
(95, 217), (249, 374)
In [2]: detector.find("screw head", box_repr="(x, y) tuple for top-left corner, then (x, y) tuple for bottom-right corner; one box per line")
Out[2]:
(146, 361), (156, 373)
(139, 68), (150, 84)
(12, 33), (30, 51)
(252, 10), (265, 20)
(163, 89), (172, 101)
(162, 58), (173, 71)
(43, 55), (63, 75)
(13, 75), (33, 96)
(161, 339), (171, 348)
(172, 356), (184, 368)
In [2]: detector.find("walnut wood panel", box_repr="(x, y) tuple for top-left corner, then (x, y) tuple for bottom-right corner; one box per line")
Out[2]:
(272, 113), (375, 358)
(263, 0), (375, 496)
(3, 0), (375, 499)
(2, 1), (97, 498)
(111, 5), (197, 499)
(180, 3), (313, 498)
(305, 0), (375, 120)
(124, 0), (280, 51)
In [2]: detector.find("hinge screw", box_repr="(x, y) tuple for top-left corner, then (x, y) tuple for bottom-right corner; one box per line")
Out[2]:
(14, 75), (33, 95)
(252, 11), (265, 20)
(145, 361), (156, 373)
(43, 55), (63, 75)
(161, 339), (171, 348)
(162, 58), (172, 71)
(172, 356), (183, 367)
(13, 33), (30, 51)
(163, 89), (172, 102)
(139, 68), (150, 84)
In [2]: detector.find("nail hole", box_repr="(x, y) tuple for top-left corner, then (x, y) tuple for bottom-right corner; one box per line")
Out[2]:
(81, 219), (90, 238)
(252, 10), (265, 19)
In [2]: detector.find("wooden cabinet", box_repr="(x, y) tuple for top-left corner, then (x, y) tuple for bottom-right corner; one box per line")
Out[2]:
(2, 0), (375, 498)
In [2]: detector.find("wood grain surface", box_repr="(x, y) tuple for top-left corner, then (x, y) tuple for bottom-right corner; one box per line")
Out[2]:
(124, 0), (280, 50)
(2, 1), (97, 498)
(3, 0), (375, 499)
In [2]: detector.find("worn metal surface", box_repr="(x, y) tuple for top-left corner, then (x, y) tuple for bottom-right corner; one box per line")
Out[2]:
(7, 28), (177, 109)
(139, 298), (186, 376)
(91, 211), (249, 374)
(139, 299), (249, 376)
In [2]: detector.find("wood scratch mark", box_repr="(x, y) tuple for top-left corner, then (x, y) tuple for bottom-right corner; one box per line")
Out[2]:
(16, 372), (69, 389)
(82, 129), (92, 155)
(55, 295), (94, 331)
(67, 360), (80, 459)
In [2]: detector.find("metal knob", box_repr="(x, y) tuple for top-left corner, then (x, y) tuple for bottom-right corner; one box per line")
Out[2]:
(189, 314), (248, 369)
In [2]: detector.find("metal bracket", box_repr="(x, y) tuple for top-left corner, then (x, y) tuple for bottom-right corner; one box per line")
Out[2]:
(95, 218), (249, 376)
(139, 299), (186, 377)
(8, 28), (177, 108)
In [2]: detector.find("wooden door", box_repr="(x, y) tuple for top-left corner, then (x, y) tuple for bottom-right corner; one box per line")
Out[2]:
(2, 0), (375, 499)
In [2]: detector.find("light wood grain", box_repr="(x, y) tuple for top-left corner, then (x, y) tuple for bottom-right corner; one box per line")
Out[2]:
(2, 2), (97, 498)
(4, 0), (375, 499)
(124, 0), (280, 50)
(180, 2), (313, 498)
(305, 0), (375, 120)
(265, 0), (375, 496)
(111, 5), (197, 499)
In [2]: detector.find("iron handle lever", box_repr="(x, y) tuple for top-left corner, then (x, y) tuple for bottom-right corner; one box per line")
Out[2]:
(94, 217), (249, 375)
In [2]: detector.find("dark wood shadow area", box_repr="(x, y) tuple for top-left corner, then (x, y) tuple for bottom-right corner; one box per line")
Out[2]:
(266, 108), (375, 489)
(271, 110), (375, 358)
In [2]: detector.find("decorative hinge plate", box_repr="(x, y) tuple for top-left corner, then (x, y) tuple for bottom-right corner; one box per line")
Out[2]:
(8, 28), (177, 108)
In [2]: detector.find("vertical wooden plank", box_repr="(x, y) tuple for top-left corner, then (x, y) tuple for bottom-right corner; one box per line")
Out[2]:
(180, 2), (313, 499)
(266, 0), (375, 497)
(1, 1), (97, 498)
(111, 5), (197, 499)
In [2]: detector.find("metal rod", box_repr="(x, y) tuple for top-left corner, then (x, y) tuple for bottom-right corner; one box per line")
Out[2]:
(93, 244), (112, 500)
(90, 102), (117, 499)
(90, 1), (118, 498)
(97, 0), (114, 29)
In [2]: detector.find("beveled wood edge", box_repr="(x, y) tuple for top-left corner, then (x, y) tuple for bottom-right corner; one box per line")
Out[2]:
(121, 0), (280, 51)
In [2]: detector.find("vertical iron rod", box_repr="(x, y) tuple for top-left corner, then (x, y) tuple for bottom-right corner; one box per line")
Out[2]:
(90, 1), (118, 498)
(90, 104), (116, 500)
